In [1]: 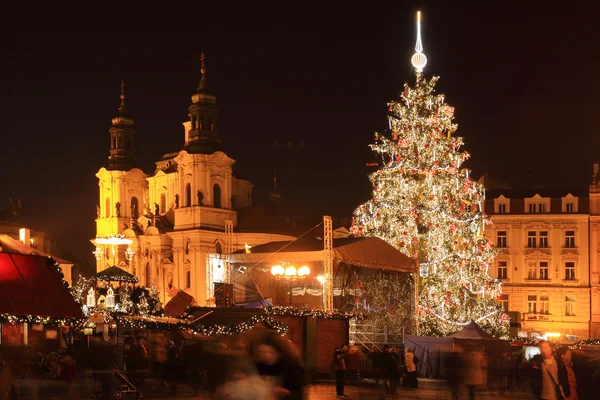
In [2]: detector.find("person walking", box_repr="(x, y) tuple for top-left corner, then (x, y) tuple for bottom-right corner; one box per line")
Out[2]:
(404, 348), (418, 388)
(531, 340), (570, 400)
(557, 347), (577, 400)
(332, 347), (349, 398)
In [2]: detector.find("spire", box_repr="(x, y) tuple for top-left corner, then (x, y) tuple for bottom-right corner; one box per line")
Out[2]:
(118, 79), (127, 114)
(197, 51), (207, 93)
(185, 52), (222, 154)
(106, 80), (136, 171)
(269, 169), (282, 205)
(411, 11), (428, 73)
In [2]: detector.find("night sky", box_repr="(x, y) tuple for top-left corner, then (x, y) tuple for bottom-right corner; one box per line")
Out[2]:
(3, 2), (600, 268)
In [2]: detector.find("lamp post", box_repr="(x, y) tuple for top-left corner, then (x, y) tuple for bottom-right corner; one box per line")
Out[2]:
(271, 264), (310, 305)
(93, 234), (136, 266)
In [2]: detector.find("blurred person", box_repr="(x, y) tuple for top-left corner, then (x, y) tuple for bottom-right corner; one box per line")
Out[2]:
(500, 351), (512, 394)
(58, 349), (79, 400)
(519, 357), (532, 391)
(332, 347), (348, 398)
(531, 340), (570, 400)
(464, 347), (486, 400)
(250, 331), (305, 400)
(123, 332), (137, 371)
(382, 345), (399, 394)
(404, 347), (418, 388)
(445, 350), (464, 400)
(557, 347), (577, 400)
(346, 344), (361, 384)
(0, 356), (13, 400)
(216, 360), (275, 400)
(570, 350), (600, 400)
(152, 333), (175, 395)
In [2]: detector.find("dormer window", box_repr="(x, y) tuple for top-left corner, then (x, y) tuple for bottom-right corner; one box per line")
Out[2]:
(498, 204), (506, 214)
(494, 196), (510, 213)
(566, 203), (574, 213)
(525, 195), (550, 213)
(562, 194), (578, 213)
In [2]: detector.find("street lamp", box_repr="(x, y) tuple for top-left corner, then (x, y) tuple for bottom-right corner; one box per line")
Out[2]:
(271, 264), (311, 305)
(93, 234), (136, 264)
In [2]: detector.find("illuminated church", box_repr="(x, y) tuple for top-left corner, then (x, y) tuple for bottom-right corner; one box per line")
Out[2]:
(93, 54), (294, 305)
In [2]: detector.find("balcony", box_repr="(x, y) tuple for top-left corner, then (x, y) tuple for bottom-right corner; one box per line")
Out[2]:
(525, 313), (551, 321)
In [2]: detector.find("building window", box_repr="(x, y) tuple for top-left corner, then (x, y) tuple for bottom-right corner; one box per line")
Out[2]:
(527, 262), (537, 280)
(540, 295), (550, 314)
(566, 203), (574, 213)
(186, 183), (192, 207)
(565, 296), (576, 316)
(565, 262), (576, 280)
(497, 231), (507, 248)
(191, 115), (197, 130)
(527, 231), (537, 248)
(131, 197), (139, 218)
(497, 261), (508, 280)
(565, 231), (575, 248)
(529, 204), (536, 213)
(105, 197), (111, 218)
(160, 193), (166, 213)
(213, 184), (221, 208)
(539, 262), (549, 280)
(185, 270), (191, 289)
(499, 294), (509, 311)
(498, 204), (506, 214)
(527, 295), (537, 313)
(198, 116), (203, 130)
(539, 204), (546, 213)
(539, 231), (548, 248)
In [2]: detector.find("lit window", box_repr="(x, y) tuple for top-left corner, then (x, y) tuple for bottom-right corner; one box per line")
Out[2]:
(539, 232), (548, 248)
(499, 294), (509, 311)
(527, 262), (537, 280)
(527, 232), (537, 248)
(565, 231), (575, 248)
(160, 193), (166, 213)
(539, 262), (549, 280)
(527, 295), (537, 313)
(565, 296), (576, 316)
(186, 270), (191, 289)
(497, 231), (507, 248)
(565, 262), (575, 280)
(497, 261), (508, 280)
(540, 295), (550, 314)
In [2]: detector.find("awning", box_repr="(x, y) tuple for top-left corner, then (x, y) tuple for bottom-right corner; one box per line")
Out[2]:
(228, 237), (416, 273)
(0, 252), (82, 319)
(93, 265), (139, 283)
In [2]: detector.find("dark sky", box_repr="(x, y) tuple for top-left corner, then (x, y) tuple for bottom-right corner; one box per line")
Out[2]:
(3, 1), (600, 266)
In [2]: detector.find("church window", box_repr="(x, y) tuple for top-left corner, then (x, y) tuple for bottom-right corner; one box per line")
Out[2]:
(191, 115), (197, 130)
(160, 193), (166, 213)
(207, 116), (213, 131)
(186, 183), (192, 207)
(111, 137), (116, 149)
(213, 184), (221, 208)
(105, 197), (110, 218)
(198, 116), (204, 130)
(186, 270), (191, 289)
(131, 197), (139, 218)
(125, 137), (132, 150)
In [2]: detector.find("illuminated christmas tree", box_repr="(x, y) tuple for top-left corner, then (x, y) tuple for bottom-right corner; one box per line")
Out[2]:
(351, 12), (509, 337)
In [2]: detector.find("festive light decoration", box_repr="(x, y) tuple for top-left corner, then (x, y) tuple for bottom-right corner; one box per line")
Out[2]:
(351, 12), (508, 338)
(106, 287), (115, 308)
(87, 287), (96, 308)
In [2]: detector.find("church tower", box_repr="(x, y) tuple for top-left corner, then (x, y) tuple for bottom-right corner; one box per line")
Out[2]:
(184, 52), (222, 154)
(95, 82), (148, 245)
(107, 81), (137, 170)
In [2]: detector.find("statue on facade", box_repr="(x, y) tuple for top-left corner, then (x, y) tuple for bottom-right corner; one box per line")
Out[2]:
(197, 190), (203, 206)
(154, 203), (160, 216)
(96, 205), (100, 218)
(115, 202), (121, 217)
(175, 194), (179, 209)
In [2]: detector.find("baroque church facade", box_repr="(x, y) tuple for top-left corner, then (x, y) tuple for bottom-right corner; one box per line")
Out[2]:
(93, 55), (294, 305)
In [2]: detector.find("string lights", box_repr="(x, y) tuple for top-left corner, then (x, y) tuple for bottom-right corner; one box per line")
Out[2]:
(351, 11), (508, 337)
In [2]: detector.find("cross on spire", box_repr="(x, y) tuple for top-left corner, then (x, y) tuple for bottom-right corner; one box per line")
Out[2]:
(118, 79), (127, 114)
(197, 51), (207, 92)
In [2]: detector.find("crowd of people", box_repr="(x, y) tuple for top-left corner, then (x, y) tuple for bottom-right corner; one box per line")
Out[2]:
(331, 343), (419, 398)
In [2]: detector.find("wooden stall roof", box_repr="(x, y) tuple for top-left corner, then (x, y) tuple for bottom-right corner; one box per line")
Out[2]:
(229, 237), (416, 273)
(0, 252), (82, 318)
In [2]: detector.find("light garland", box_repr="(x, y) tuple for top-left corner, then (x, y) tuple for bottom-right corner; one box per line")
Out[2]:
(352, 72), (509, 337)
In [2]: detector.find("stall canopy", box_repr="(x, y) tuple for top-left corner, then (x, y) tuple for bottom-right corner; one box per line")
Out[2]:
(230, 237), (416, 273)
(93, 265), (139, 283)
(0, 252), (82, 319)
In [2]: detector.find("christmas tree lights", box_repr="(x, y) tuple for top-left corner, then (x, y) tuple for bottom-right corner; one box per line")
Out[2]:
(351, 11), (509, 337)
